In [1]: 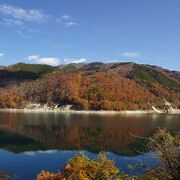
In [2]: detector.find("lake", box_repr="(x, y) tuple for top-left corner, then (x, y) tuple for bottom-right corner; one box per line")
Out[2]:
(0, 112), (180, 179)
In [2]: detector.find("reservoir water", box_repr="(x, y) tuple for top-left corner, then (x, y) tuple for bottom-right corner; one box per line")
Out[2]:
(0, 112), (179, 179)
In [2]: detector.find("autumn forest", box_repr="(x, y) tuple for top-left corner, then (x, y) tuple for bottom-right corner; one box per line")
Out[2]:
(0, 62), (179, 110)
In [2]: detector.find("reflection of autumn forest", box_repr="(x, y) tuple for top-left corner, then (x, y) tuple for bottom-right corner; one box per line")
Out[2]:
(0, 62), (179, 110)
(0, 124), (151, 155)
(0, 112), (179, 155)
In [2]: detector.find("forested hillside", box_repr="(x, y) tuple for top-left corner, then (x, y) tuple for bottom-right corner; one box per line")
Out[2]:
(0, 63), (57, 88)
(0, 62), (179, 110)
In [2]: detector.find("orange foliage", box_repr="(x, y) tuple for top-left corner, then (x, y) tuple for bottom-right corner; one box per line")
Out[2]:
(0, 71), (179, 110)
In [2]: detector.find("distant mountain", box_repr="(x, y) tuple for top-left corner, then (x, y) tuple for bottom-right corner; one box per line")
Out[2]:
(58, 62), (180, 91)
(58, 63), (86, 71)
(0, 66), (6, 70)
(8, 63), (57, 74)
(58, 62), (179, 82)
(0, 69), (39, 88)
(0, 62), (179, 110)
(0, 63), (58, 87)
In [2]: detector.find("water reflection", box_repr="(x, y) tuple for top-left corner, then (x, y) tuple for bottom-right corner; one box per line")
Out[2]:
(0, 112), (179, 155)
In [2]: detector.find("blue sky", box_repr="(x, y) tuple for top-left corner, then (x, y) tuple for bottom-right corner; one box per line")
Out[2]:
(0, 0), (179, 70)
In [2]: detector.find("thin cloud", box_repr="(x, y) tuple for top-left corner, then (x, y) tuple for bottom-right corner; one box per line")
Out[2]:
(58, 15), (78, 27)
(64, 58), (86, 64)
(0, 4), (79, 38)
(61, 15), (71, 21)
(0, 4), (51, 37)
(0, 53), (5, 58)
(119, 52), (142, 58)
(1, 18), (23, 27)
(24, 150), (58, 156)
(26, 55), (60, 66)
(0, 4), (50, 23)
(65, 22), (77, 27)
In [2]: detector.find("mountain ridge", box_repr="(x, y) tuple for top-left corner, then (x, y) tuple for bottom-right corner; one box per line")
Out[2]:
(0, 62), (179, 111)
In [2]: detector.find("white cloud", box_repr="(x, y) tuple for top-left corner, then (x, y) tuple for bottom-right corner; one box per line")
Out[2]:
(38, 150), (58, 154)
(0, 4), (50, 37)
(64, 58), (86, 64)
(26, 55), (60, 66)
(24, 151), (36, 156)
(119, 52), (142, 58)
(59, 15), (77, 27)
(24, 150), (58, 156)
(0, 4), (79, 38)
(61, 15), (71, 21)
(0, 4), (50, 23)
(0, 53), (5, 58)
(27, 55), (39, 61)
(1, 18), (23, 26)
(65, 22), (77, 27)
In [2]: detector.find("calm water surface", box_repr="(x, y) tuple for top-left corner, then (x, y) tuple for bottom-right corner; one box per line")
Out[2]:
(0, 112), (179, 179)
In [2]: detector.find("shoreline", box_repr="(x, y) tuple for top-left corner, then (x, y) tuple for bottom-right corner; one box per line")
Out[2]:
(0, 108), (180, 115)
(0, 108), (154, 114)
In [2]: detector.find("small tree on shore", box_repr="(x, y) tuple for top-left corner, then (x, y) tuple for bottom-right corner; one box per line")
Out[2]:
(145, 129), (180, 180)
(37, 152), (135, 180)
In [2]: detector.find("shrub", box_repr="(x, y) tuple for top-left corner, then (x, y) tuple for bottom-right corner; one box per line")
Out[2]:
(37, 153), (135, 180)
(145, 129), (180, 180)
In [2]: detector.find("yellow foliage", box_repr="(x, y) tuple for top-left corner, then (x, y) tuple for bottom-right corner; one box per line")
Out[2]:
(37, 170), (63, 180)
(37, 152), (135, 180)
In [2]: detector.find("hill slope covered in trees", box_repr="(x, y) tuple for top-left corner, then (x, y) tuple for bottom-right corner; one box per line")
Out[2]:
(0, 62), (179, 110)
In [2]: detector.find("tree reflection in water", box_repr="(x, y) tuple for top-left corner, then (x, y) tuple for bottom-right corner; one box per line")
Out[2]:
(0, 112), (179, 156)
